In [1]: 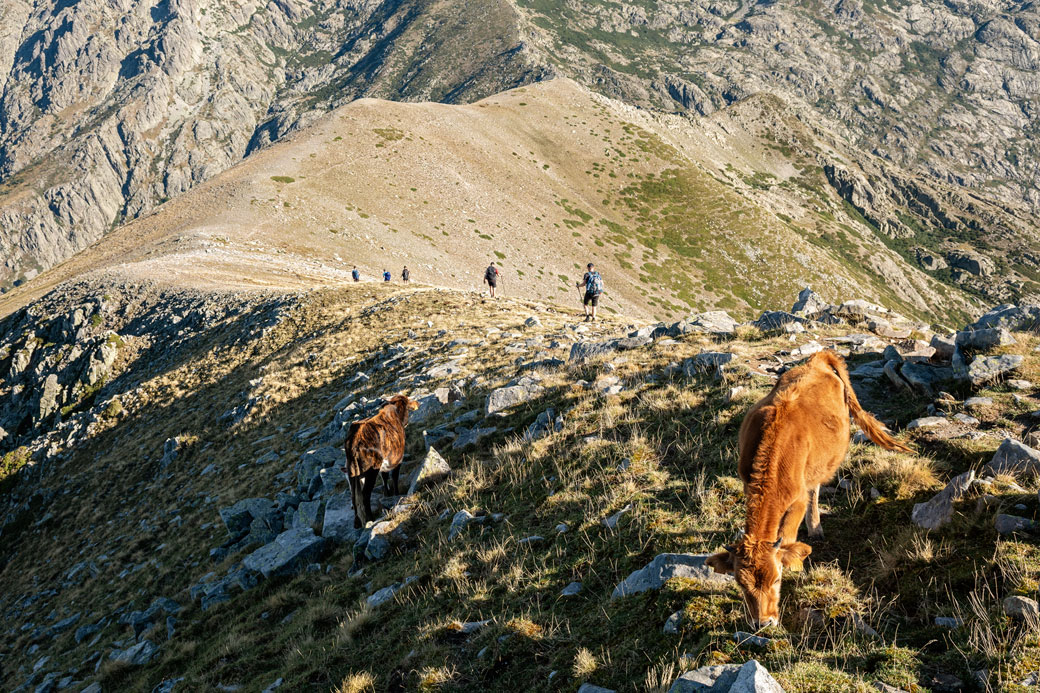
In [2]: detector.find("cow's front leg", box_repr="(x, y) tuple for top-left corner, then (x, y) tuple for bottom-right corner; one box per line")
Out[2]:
(804, 485), (823, 538)
(391, 465), (401, 496)
(778, 496), (812, 571)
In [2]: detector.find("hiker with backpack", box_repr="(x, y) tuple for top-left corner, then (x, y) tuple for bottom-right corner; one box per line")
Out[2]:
(352, 266), (360, 282)
(484, 262), (500, 298)
(383, 269), (391, 283)
(577, 262), (603, 322)
(402, 266), (410, 282)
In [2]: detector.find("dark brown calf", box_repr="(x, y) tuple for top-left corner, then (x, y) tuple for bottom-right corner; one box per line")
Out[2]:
(344, 394), (419, 528)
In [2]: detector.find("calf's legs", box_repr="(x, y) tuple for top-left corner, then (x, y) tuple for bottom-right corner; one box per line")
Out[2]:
(350, 469), (380, 529)
(777, 495), (812, 571)
(804, 485), (823, 538)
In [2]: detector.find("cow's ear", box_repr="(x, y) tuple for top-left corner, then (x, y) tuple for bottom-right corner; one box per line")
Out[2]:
(779, 542), (812, 571)
(705, 549), (736, 575)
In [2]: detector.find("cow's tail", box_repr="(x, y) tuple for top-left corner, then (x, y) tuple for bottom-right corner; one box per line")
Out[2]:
(816, 350), (913, 453)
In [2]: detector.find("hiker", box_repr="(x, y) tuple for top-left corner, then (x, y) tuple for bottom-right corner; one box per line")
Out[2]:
(576, 262), (603, 322)
(352, 266), (360, 282)
(402, 266), (410, 282)
(383, 269), (391, 283)
(483, 262), (500, 298)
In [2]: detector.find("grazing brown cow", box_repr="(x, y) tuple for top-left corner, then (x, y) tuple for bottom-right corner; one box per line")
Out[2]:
(344, 394), (419, 529)
(706, 350), (911, 627)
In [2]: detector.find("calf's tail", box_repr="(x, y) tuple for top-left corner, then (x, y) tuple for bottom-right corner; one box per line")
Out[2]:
(817, 350), (913, 453)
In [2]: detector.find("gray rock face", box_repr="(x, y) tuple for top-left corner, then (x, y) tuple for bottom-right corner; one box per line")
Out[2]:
(968, 305), (1040, 332)
(219, 498), (277, 539)
(995, 514), (1036, 535)
(669, 660), (782, 693)
(688, 311), (740, 336)
(612, 553), (731, 599)
(321, 493), (359, 544)
(967, 354), (1023, 385)
(486, 379), (543, 415)
(577, 685), (616, 693)
(113, 639), (157, 666)
(986, 438), (1040, 477)
(683, 352), (736, 380)
(367, 575), (419, 607)
(752, 311), (805, 332)
(241, 528), (327, 579)
(792, 287), (826, 315)
(1005, 596), (1040, 620)
(911, 470), (974, 530)
(956, 328), (1016, 350)
(407, 447), (451, 495)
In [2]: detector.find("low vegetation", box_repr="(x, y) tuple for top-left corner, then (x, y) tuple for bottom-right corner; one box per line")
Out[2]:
(1, 286), (1039, 691)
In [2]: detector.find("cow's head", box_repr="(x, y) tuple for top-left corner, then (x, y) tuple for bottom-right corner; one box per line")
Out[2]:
(388, 394), (420, 423)
(705, 534), (811, 628)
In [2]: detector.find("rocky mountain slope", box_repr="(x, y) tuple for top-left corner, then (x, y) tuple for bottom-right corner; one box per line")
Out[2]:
(3, 277), (1040, 691)
(0, 0), (546, 288)
(2, 0), (1039, 307)
(0, 79), (1008, 327)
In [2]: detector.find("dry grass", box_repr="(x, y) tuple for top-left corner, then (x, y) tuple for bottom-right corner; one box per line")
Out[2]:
(847, 446), (940, 499)
(790, 565), (866, 619)
(336, 602), (374, 646)
(335, 671), (376, 693)
(573, 647), (599, 678)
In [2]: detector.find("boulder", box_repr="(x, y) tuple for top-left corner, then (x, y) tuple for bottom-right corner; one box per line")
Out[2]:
(577, 686), (615, 693)
(986, 438), (1040, 476)
(967, 354), (1024, 385)
(792, 287), (826, 315)
(525, 408), (563, 440)
(683, 352), (736, 380)
(956, 328), (1016, 351)
(321, 493), (359, 543)
(900, 363), (954, 397)
(242, 528), (328, 579)
(486, 381), (543, 415)
(452, 425), (497, 449)
(407, 447), (451, 494)
(569, 340), (618, 362)
(930, 334), (956, 359)
(906, 416), (947, 430)
(1004, 595), (1040, 620)
(752, 311), (804, 332)
(734, 631), (771, 648)
(669, 660), (782, 693)
(295, 447), (346, 497)
(113, 639), (158, 666)
(292, 500), (323, 532)
(37, 374), (61, 421)
(967, 304), (1040, 332)
(663, 611), (682, 634)
(367, 575), (419, 607)
(911, 470), (974, 530)
(561, 581), (583, 597)
(612, 553), (731, 599)
(995, 514), (1036, 535)
(791, 341), (824, 357)
(689, 311), (740, 336)
(946, 250), (995, 277)
(219, 498), (277, 538)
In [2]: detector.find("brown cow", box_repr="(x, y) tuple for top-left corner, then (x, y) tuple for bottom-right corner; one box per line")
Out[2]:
(344, 394), (419, 529)
(705, 350), (911, 627)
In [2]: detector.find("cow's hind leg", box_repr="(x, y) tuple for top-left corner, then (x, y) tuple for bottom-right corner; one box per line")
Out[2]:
(391, 465), (401, 496)
(381, 470), (391, 496)
(349, 475), (364, 529)
(361, 470), (379, 525)
(804, 485), (823, 538)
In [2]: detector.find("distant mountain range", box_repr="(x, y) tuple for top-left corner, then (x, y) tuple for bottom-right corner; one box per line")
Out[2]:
(1, 0), (1037, 311)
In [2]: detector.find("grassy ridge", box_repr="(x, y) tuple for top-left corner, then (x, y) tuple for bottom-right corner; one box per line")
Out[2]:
(3, 286), (1039, 691)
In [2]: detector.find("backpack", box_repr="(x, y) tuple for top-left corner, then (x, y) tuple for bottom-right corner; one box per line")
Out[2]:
(485, 266), (498, 281)
(586, 271), (603, 294)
